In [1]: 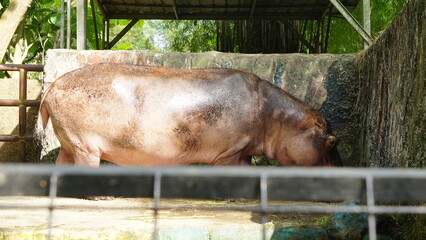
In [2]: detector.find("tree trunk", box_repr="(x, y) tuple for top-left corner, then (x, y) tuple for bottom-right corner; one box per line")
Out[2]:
(0, 0), (33, 63)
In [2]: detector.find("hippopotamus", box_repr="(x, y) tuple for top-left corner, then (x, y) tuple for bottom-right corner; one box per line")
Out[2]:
(36, 63), (342, 167)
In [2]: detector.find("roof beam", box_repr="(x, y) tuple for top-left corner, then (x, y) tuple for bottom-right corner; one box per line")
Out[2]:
(108, 13), (321, 21)
(94, 0), (108, 19)
(102, 3), (337, 10)
(105, 19), (139, 49)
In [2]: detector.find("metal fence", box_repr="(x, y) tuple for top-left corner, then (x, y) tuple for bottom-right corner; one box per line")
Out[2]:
(0, 64), (44, 162)
(0, 164), (425, 240)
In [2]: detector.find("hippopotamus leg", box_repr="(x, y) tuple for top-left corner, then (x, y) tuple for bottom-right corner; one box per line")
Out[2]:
(213, 153), (252, 166)
(55, 148), (74, 165)
(73, 149), (101, 167)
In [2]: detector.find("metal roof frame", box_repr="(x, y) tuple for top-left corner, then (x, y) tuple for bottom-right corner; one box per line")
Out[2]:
(59, 0), (371, 52)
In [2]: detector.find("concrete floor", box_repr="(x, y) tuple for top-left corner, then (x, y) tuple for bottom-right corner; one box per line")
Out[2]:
(0, 197), (330, 240)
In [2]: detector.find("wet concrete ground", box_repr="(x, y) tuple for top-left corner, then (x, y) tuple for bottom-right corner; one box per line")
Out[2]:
(0, 197), (331, 240)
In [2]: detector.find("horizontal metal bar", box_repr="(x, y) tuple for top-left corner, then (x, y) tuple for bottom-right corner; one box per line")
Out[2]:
(103, 3), (334, 9)
(1, 202), (425, 215)
(108, 13), (321, 20)
(0, 99), (40, 107)
(0, 164), (425, 179)
(0, 135), (34, 142)
(0, 64), (44, 72)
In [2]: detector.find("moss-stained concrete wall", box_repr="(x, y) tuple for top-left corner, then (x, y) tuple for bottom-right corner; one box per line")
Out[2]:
(356, 0), (425, 167)
(42, 50), (360, 165)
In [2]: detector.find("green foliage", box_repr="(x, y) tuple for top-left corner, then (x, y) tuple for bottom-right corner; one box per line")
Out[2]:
(394, 214), (426, 240)
(0, 0), (104, 65)
(109, 19), (159, 51)
(153, 20), (217, 52)
(328, 0), (406, 53)
(0, 0), (409, 66)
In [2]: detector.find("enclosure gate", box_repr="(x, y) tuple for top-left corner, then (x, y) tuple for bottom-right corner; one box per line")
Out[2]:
(0, 64), (44, 162)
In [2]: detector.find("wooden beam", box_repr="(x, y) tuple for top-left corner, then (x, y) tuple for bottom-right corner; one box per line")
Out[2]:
(171, 0), (179, 19)
(90, 0), (100, 49)
(77, 0), (87, 50)
(249, 0), (257, 21)
(108, 13), (321, 21)
(101, 2), (334, 9)
(105, 19), (138, 49)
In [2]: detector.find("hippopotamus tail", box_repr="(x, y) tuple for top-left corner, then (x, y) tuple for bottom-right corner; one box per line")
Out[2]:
(34, 88), (51, 144)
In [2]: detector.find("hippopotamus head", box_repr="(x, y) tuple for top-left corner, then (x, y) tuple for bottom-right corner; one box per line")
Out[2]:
(272, 112), (343, 167)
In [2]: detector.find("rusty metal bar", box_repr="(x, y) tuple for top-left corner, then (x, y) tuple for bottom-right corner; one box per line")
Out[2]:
(18, 69), (28, 162)
(0, 64), (44, 162)
(0, 64), (44, 72)
(0, 99), (40, 107)
(0, 135), (34, 142)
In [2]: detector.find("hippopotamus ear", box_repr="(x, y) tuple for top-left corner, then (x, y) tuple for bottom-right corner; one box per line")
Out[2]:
(325, 135), (338, 149)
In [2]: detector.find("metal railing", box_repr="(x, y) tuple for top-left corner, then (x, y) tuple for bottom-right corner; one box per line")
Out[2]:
(0, 165), (425, 240)
(0, 64), (44, 162)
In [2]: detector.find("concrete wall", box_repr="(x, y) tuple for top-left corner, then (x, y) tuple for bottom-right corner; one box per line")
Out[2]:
(42, 50), (361, 165)
(356, 0), (425, 168)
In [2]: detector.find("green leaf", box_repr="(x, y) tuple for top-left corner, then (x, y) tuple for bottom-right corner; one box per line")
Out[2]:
(49, 14), (61, 27)
(117, 42), (132, 50)
(135, 20), (144, 28)
(118, 19), (130, 26)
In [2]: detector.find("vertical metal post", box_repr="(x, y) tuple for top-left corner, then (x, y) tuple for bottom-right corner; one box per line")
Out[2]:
(362, 0), (371, 49)
(366, 175), (377, 240)
(153, 172), (162, 240)
(47, 173), (59, 240)
(260, 174), (268, 240)
(18, 69), (27, 162)
(67, 0), (71, 49)
(77, 0), (87, 50)
(60, 0), (65, 48)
